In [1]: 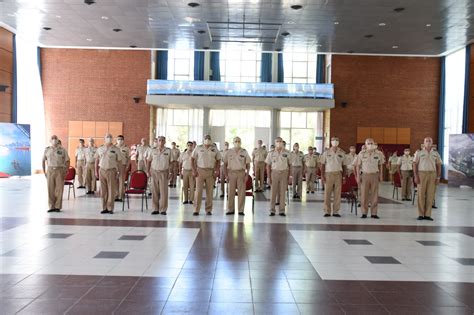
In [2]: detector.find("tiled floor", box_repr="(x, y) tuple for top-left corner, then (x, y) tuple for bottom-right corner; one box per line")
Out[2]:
(0, 175), (473, 314)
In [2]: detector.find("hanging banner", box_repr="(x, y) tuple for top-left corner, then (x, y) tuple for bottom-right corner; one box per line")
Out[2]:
(448, 134), (474, 188)
(0, 123), (31, 177)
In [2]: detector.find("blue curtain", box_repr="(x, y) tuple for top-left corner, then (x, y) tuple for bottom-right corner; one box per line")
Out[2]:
(194, 51), (205, 81)
(260, 53), (272, 82)
(462, 46), (471, 133)
(12, 34), (17, 123)
(210, 52), (221, 81)
(316, 54), (325, 84)
(277, 53), (284, 82)
(156, 50), (168, 80)
(438, 57), (446, 176)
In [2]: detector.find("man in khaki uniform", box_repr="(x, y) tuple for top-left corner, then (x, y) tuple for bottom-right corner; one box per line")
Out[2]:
(219, 142), (229, 198)
(95, 134), (122, 214)
(42, 135), (70, 212)
(266, 137), (291, 216)
(192, 135), (221, 215)
(320, 137), (346, 217)
(224, 137), (251, 215)
(136, 138), (150, 171)
(75, 139), (86, 189)
(115, 135), (130, 202)
(355, 138), (384, 219)
(147, 136), (171, 215)
(397, 148), (414, 201)
(252, 140), (267, 192)
(413, 137), (441, 221)
(304, 146), (318, 194)
(388, 152), (399, 182)
(179, 141), (195, 204)
(290, 143), (304, 199)
(345, 146), (357, 177)
(84, 138), (97, 194)
(169, 142), (180, 188)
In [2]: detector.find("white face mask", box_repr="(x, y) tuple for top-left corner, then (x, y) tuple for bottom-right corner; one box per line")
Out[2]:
(204, 139), (212, 145)
(350, 149), (356, 153)
(404, 151), (410, 155)
(234, 142), (241, 149)
(331, 140), (339, 147)
(294, 147), (299, 151)
(105, 137), (112, 144)
(89, 142), (94, 147)
(117, 139), (123, 145)
(366, 144), (374, 150)
(51, 139), (58, 146)
(276, 142), (283, 148)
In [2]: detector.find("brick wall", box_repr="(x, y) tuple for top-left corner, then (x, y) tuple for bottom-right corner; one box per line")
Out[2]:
(41, 48), (151, 149)
(330, 55), (440, 150)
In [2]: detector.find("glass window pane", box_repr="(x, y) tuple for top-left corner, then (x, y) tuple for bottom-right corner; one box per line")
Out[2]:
(291, 128), (315, 151)
(255, 110), (270, 127)
(293, 53), (307, 62)
(280, 112), (291, 128)
(174, 60), (189, 75)
(279, 129), (291, 147)
(242, 61), (256, 77)
(226, 110), (240, 126)
(173, 109), (189, 125)
(210, 110), (225, 126)
(306, 112), (317, 128)
(292, 62), (307, 78)
(226, 61), (241, 77)
(291, 112), (306, 127)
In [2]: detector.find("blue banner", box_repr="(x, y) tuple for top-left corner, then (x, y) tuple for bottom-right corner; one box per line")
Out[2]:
(0, 123), (31, 177)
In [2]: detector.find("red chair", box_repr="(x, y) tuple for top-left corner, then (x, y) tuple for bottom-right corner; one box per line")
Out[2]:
(245, 175), (255, 213)
(64, 166), (76, 199)
(341, 175), (357, 215)
(392, 172), (402, 200)
(123, 171), (148, 212)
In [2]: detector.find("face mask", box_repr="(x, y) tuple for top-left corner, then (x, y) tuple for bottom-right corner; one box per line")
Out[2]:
(105, 137), (112, 144)
(51, 139), (58, 146)
(117, 139), (123, 145)
(275, 142), (283, 148)
(331, 140), (339, 147)
(204, 139), (212, 145)
(89, 142), (93, 146)
(366, 144), (374, 150)
(374, 145), (378, 149)
(404, 151), (410, 155)
(294, 147), (299, 151)
(257, 143), (262, 148)
(224, 145), (229, 150)
(350, 149), (355, 153)
(234, 142), (241, 149)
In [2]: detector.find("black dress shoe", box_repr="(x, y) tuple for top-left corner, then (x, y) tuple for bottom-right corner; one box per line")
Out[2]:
(279, 213), (286, 216)
(189, 201), (193, 204)
(306, 190), (310, 194)
(168, 184), (173, 187)
(220, 194), (224, 198)
(115, 198), (123, 202)
(432, 205), (438, 209)
(333, 213), (341, 217)
(417, 216), (424, 220)
(47, 209), (56, 213)
(361, 214), (367, 219)
(193, 212), (199, 216)
(424, 216), (434, 221)
(311, 191), (315, 194)
(357, 203), (361, 207)
(323, 213), (331, 217)
(238, 212), (245, 216)
(151, 211), (159, 215)
(78, 186), (85, 189)
(226, 211), (235, 215)
(206, 211), (212, 215)
(173, 185), (177, 188)
(100, 210), (109, 214)
(275, 202), (280, 206)
(108, 211), (114, 214)
(160, 212), (167, 215)
(406, 198), (412, 201)
(371, 215), (380, 219)
(148, 193), (152, 196)
(269, 212), (275, 216)
(183, 201), (189, 204)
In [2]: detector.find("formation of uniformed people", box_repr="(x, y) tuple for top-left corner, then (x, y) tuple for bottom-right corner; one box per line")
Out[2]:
(43, 133), (442, 221)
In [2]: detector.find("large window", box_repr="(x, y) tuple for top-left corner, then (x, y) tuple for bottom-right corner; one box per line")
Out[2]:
(443, 48), (466, 177)
(280, 111), (323, 153)
(220, 47), (261, 83)
(167, 50), (194, 81)
(283, 52), (317, 83)
(156, 108), (203, 147)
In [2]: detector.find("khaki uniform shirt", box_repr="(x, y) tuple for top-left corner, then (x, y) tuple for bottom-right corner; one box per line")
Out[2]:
(355, 150), (384, 174)
(319, 147), (346, 172)
(220, 149), (228, 166)
(414, 148), (441, 172)
(117, 144), (130, 166)
(84, 146), (97, 163)
(389, 156), (399, 165)
(136, 144), (150, 161)
(192, 145), (221, 169)
(252, 147), (268, 162)
(265, 149), (291, 171)
(224, 148), (251, 171)
(291, 151), (304, 167)
(170, 148), (180, 162)
(304, 153), (319, 168)
(397, 155), (414, 171)
(345, 153), (357, 171)
(148, 147), (172, 171)
(75, 147), (86, 161)
(95, 145), (122, 170)
(44, 146), (70, 167)
(179, 150), (194, 171)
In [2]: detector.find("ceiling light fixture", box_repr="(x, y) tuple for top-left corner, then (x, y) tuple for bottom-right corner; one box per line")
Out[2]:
(56, 15), (61, 18)
(334, 21), (339, 25)
(378, 22), (386, 26)
(290, 5), (303, 10)
(43, 27), (52, 31)
(86, 38), (92, 41)
(188, 2), (200, 8)
(364, 34), (374, 38)
(426, 23), (431, 27)
(394, 7), (405, 12)
(287, 21), (295, 24)
(281, 31), (290, 36)
(203, 46), (210, 50)
(129, 45), (137, 48)
(113, 28), (122, 32)
(148, 17), (154, 21)
(197, 30), (206, 34)
(84, 0), (95, 5)
(392, 45), (399, 49)
(101, 16), (108, 20)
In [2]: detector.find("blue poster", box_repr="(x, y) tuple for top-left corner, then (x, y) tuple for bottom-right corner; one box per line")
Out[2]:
(0, 123), (31, 177)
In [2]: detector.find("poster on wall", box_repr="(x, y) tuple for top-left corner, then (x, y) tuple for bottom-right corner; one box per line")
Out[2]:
(448, 134), (474, 188)
(0, 123), (31, 177)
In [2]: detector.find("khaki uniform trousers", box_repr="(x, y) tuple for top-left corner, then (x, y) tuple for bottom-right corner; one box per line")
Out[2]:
(270, 170), (289, 214)
(306, 167), (316, 192)
(76, 160), (85, 186)
(417, 171), (437, 217)
(324, 171), (342, 214)
(151, 169), (169, 212)
(255, 161), (266, 190)
(292, 166), (303, 197)
(227, 170), (246, 213)
(195, 168), (215, 213)
(182, 169), (195, 202)
(137, 159), (146, 171)
(401, 170), (413, 199)
(389, 164), (398, 182)
(117, 164), (127, 199)
(47, 167), (66, 210)
(220, 164), (226, 195)
(85, 162), (96, 192)
(361, 173), (379, 215)
(169, 161), (179, 186)
(99, 168), (117, 211)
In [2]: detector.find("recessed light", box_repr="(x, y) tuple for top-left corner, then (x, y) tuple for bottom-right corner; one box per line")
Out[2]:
(290, 5), (303, 10)
(86, 38), (92, 41)
(148, 17), (154, 21)
(188, 2), (200, 8)
(287, 21), (295, 24)
(434, 36), (443, 40)
(84, 0), (95, 5)
(43, 27), (52, 31)
(113, 28), (122, 32)
(281, 31), (290, 36)
(392, 45), (399, 49)
(334, 21), (339, 25)
(129, 45), (137, 48)
(378, 22), (386, 26)
(394, 7), (405, 12)
(197, 30), (206, 34)
(364, 34), (374, 38)
(101, 16), (109, 20)
(426, 23), (431, 27)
